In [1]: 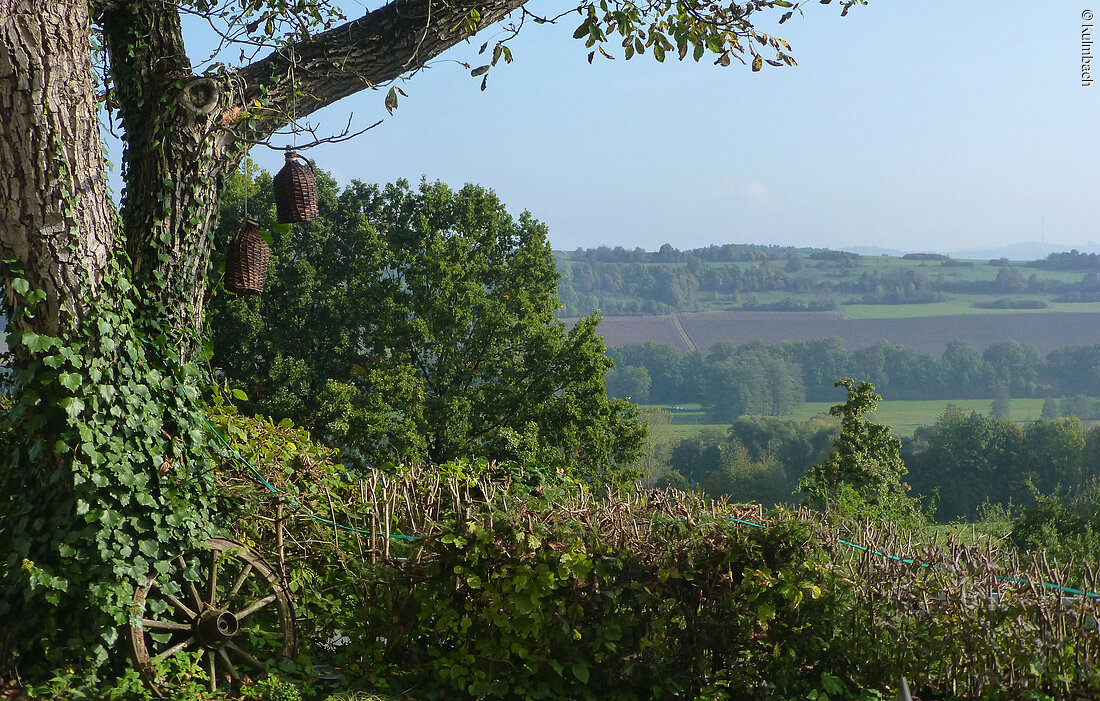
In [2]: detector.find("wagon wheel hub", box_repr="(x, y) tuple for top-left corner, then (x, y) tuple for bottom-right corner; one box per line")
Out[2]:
(196, 609), (239, 648)
(128, 537), (297, 698)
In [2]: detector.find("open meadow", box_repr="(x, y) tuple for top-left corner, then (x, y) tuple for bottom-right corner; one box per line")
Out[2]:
(653, 398), (1057, 438)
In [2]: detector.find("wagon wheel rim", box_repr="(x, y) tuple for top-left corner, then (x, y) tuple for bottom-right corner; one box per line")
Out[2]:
(129, 536), (296, 697)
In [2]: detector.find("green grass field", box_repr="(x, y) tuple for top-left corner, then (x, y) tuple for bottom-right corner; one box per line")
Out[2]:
(649, 398), (1063, 439)
(789, 398), (1052, 436)
(840, 299), (1100, 319)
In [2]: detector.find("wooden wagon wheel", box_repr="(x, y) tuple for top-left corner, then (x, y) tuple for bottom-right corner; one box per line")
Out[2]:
(129, 537), (297, 697)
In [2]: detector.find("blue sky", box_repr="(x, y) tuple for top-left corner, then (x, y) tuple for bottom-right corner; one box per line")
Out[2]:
(160, 0), (1098, 253)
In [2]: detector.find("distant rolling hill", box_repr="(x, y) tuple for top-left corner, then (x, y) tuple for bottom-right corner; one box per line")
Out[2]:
(578, 311), (1100, 355)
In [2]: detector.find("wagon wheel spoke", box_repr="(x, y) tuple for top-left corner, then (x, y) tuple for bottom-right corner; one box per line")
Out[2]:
(140, 619), (190, 632)
(206, 650), (217, 694)
(207, 550), (220, 607)
(226, 642), (267, 671)
(223, 562), (253, 605)
(150, 581), (197, 620)
(217, 648), (242, 680)
(177, 554), (204, 612)
(235, 593), (277, 621)
(154, 635), (197, 661)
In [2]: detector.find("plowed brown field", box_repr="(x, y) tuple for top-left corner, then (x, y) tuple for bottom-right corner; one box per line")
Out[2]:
(577, 311), (1100, 355)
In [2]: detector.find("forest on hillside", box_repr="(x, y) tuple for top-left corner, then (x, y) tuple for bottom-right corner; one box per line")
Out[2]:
(555, 244), (1100, 316)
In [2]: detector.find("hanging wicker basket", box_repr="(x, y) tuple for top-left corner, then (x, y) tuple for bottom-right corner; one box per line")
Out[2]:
(225, 219), (269, 295)
(273, 151), (318, 223)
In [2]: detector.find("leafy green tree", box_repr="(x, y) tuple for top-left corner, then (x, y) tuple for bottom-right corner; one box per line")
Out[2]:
(940, 340), (985, 398)
(606, 365), (653, 403)
(704, 342), (804, 421)
(607, 342), (700, 403)
(989, 383), (1012, 419)
(1042, 398), (1060, 420)
(1020, 418), (1086, 494)
(667, 428), (725, 486)
(982, 340), (1042, 397)
(994, 266), (1028, 293)
(704, 441), (793, 507)
(904, 409), (1023, 522)
(212, 175), (644, 482)
(1010, 479), (1100, 578)
(635, 407), (675, 487)
(800, 379), (918, 521)
(728, 415), (837, 482)
(1043, 344), (1100, 396)
(784, 337), (853, 401)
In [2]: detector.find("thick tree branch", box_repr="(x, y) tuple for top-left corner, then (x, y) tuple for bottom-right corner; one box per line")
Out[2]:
(236, 0), (528, 140)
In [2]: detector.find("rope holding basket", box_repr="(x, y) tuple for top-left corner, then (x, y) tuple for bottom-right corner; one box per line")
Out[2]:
(273, 151), (318, 223)
(225, 219), (270, 295)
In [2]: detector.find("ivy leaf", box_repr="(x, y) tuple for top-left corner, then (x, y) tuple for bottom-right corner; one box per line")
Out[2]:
(12, 278), (28, 295)
(59, 372), (82, 392)
(20, 332), (58, 353)
(61, 397), (86, 419)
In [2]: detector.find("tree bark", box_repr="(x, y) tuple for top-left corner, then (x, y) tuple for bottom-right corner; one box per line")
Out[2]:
(0, 0), (115, 337)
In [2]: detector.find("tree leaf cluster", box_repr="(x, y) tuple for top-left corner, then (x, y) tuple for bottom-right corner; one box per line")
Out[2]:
(210, 172), (645, 485)
(800, 379), (920, 525)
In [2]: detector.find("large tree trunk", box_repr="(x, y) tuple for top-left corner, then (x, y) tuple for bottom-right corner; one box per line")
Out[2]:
(0, 0), (115, 337)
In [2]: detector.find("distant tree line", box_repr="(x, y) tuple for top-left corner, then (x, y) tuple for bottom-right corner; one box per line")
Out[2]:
(556, 244), (1100, 316)
(607, 338), (1100, 414)
(1027, 249), (1100, 271)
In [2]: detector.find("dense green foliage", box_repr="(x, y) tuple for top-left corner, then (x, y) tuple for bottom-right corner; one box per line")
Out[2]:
(44, 410), (1097, 700)
(2, 0), (867, 689)
(799, 380), (919, 524)
(556, 244), (1100, 316)
(655, 417), (837, 506)
(644, 400), (1097, 525)
(1010, 481), (1100, 579)
(210, 172), (644, 484)
(0, 104), (227, 677)
(905, 412), (1096, 522)
(607, 337), (1100, 413)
